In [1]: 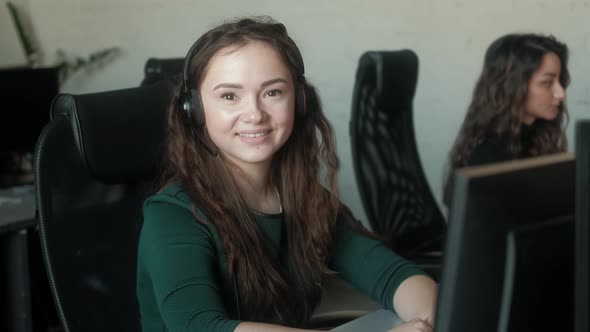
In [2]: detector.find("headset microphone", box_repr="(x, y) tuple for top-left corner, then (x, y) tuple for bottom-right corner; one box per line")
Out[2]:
(188, 125), (218, 156)
(198, 135), (218, 156)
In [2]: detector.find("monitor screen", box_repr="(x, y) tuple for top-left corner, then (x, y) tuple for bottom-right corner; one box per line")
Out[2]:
(0, 66), (59, 152)
(498, 215), (573, 331)
(435, 153), (575, 332)
(576, 120), (590, 332)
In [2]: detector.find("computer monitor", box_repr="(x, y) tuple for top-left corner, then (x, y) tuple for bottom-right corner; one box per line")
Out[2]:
(435, 153), (575, 332)
(576, 120), (590, 332)
(0, 66), (59, 153)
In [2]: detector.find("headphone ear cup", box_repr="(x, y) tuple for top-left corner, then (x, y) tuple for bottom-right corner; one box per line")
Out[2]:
(179, 91), (195, 124)
(295, 84), (308, 117)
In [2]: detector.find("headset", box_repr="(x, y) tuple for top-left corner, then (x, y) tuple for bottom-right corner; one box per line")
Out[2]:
(179, 36), (309, 129)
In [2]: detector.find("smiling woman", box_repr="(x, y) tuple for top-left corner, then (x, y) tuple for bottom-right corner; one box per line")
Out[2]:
(136, 16), (437, 332)
(200, 40), (295, 170)
(443, 33), (570, 204)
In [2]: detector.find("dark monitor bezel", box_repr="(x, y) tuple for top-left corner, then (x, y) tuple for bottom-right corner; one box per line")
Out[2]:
(575, 120), (590, 332)
(435, 153), (575, 332)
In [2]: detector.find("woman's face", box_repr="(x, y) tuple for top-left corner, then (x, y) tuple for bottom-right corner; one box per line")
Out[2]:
(522, 52), (566, 125)
(198, 40), (296, 170)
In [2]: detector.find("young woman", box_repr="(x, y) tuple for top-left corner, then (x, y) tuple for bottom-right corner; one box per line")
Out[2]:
(444, 33), (570, 203)
(137, 17), (437, 332)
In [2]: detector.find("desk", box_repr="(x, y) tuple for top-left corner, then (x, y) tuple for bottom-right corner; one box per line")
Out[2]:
(0, 184), (36, 332)
(0, 184), (36, 231)
(332, 309), (403, 331)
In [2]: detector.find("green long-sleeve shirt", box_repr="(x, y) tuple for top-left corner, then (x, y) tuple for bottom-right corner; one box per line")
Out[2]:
(137, 183), (425, 332)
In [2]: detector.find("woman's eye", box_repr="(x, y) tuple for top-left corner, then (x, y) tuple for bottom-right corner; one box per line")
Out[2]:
(221, 93), (237, 101)
(265, 89), (282, 97)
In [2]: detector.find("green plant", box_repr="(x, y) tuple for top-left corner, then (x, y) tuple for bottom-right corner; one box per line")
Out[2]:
(55, 47), (122, 84)
(6, 1), (37, 65)
(6, 1), (121, 83)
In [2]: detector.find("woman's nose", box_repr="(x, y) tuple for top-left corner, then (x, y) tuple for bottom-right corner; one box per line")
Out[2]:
(554, 82), (566, 101)
(243, 96), (265, 123)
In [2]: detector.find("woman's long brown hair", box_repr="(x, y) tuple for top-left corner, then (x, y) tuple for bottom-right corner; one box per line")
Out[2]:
(444, 33), (570, 201)
(154, 17), (341, 326)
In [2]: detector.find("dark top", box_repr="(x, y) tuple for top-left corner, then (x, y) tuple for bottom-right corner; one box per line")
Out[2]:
(445, 124), (536, 206)
(137, 183), (426, 332)
(468, 124), (535, 166)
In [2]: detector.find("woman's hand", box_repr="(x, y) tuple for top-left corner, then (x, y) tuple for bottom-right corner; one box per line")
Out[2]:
(392, 275), (437, 325)
(387, 318), (433, 332)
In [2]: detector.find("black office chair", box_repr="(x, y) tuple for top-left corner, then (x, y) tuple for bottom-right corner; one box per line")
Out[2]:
(140, 57), (184, 86)
(350, 50), (446, 277)
(34, 81), (174, 332)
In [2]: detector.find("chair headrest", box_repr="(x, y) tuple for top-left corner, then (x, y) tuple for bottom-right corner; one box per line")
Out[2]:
(141, 58), (184, 86)
(356, 50), (418, 109)
(50, 80), (174, 184)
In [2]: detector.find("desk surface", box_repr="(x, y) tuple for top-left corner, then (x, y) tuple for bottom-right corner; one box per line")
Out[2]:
(332, 309), (402, 331)
(0, 184), (36, 234)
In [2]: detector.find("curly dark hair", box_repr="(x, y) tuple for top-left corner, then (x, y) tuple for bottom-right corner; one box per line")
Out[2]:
(154, 17), (342, 326)
(444, 33), (569, 199)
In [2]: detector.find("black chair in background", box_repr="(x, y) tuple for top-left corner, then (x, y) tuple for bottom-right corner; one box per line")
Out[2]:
(34, 81), (174, 332)
(140, 57), (184, 86)
(350, 50), (446, 278)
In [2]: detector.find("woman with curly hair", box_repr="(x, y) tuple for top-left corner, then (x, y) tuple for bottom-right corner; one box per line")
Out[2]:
(444, 33), (570, 204)
(137, 16), (437, 332)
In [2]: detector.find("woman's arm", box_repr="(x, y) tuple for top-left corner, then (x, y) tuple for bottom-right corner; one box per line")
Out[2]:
(139, 194), (241, 332)
(392, 275), (437, 326)
(329, 214), (437, 326)
(330, 217), (434, 313)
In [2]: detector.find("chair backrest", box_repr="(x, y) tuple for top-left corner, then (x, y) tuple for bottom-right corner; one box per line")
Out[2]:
(349, 50), (446, 255)
(34, 80), (174, 332)
(140, 57), (184, 86)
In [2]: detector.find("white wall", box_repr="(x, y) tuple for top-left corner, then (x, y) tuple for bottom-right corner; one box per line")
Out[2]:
(12, 0), (590, 225)
(0, 0), (31, 67)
